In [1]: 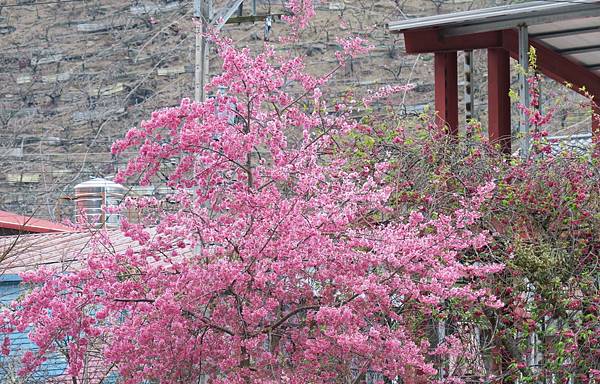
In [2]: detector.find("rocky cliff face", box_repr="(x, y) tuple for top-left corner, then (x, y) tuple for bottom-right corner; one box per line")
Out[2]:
(0, 0), (515, 219)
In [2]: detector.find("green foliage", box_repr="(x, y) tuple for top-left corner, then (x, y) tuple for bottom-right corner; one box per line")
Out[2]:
(341, 109), (600, 382)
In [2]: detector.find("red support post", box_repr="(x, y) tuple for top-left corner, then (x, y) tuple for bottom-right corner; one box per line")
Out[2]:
(487, 48), (512, 154)
(434, 52), (459, 135)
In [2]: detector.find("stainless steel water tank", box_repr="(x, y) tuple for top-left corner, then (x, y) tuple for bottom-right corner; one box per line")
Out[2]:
(74, 178), (126, 228)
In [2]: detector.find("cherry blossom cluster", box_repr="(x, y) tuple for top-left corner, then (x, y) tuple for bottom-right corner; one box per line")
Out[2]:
(0, 28), (506, 384)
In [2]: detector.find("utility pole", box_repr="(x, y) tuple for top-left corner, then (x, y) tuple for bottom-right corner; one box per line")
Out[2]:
(194, 0), (211, 102)
(518, 24), (530, 158)
(463, 50), (475, 123)
(194, 0), (202, 102)
(202, 0), (211, 102)
(194, 0), (283, 102)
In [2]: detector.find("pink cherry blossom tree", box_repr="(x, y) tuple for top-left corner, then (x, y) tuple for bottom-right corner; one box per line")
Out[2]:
(1, 8), (504, 384)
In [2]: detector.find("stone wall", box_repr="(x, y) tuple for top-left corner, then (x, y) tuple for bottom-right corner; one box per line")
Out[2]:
(0, 0), (506, 219)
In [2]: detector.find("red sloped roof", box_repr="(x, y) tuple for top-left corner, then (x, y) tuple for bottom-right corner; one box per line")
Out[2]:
(0, 210), (73, 233)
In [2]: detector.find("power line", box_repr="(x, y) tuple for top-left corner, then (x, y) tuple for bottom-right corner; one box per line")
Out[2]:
(1, 0), (87, 7)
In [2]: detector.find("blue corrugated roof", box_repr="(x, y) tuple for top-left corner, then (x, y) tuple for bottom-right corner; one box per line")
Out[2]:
(0, 280), (68, 382)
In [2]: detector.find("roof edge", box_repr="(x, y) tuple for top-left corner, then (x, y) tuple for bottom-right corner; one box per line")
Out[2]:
(0, 210), (74, 233)
(388, 1), (600, 34)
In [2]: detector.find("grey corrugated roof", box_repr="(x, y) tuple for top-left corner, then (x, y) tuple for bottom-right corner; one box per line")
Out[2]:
(550, 132), (593, 153)
(0, 226), (197, 276)
(511, 133), (594, 157)
(388, 1), (600, 34)
(0, 230), (127, 275)
(388, 1), (600, 75)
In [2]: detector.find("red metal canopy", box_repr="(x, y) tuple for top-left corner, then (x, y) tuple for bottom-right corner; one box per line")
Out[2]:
(389, 1), (600, 153)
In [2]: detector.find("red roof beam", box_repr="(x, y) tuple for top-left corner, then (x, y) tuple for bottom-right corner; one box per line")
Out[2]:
(501, 29), (600, 101)
(403, 29), (503, 54)
(403, 28), (600, 99)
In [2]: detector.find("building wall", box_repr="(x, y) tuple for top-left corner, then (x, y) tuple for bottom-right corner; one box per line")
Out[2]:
(0, 274), (118, 384)
(0, 275), (68, 382)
